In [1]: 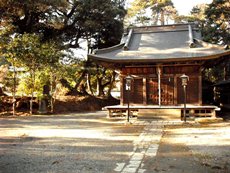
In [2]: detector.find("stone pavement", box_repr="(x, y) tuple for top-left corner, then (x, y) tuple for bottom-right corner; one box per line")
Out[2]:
(114, 119), (182, 173)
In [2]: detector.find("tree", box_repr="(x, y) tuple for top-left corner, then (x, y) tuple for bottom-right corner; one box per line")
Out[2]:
(0, 0), (126, 50)
(0, 0), (126, 102)
(177, 4), (207, 24)
(179, 1), (230, 84)
(204, 0), (230, 45)
(1, 33), (61, 115)
(202, 0), (230, 83)
(128, 0), (178, 25)
(0, 28), (22, 115)
(86, 64), (116, 97)
(0, 64), (8, 96)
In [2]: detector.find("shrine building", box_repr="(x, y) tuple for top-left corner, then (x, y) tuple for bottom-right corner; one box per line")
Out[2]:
(88, 23), (230, 119)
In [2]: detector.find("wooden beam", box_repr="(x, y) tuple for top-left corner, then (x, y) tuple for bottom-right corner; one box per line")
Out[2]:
(125, 62), (203, 68)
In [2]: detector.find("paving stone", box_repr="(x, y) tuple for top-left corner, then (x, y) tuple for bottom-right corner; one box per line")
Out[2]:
(138, 168), (146, 173)
(131, 153), (144, 161)
(114, 163), (126, 172)
(129, 160), (142, 165)
(122, 167), (137, 173)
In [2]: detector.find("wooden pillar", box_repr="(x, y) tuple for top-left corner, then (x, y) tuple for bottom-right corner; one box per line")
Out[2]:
(120, 76), (124, 105)
(157, 66), (162, 106)
(199, 68), (202, 105)
(174, 75), (178, 105)
(143, 77), (147, 105)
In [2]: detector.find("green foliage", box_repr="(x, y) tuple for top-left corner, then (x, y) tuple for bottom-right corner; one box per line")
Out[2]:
(78, 0), (126, 50)
(0, 0), (126, 99)
(17, 70), (50, 96)
(0, 32), (62, 95)
(0, 0), (126, 50)
(0, 65), (8, 83)
(184, 1), (230, 83)
(127, 0), (177, 25)
(203, 67), (224, 83)
(2, 33), (61, 71)
(58, 64), (83, 89)
(204, 0), (230, 44)
(184, 0), (229, 45)
(189, 4), (207, 22)
(2, 69), (19, 93)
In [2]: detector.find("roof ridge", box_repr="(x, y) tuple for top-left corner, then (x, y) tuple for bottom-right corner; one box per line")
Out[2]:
(129, 23), (199, 33)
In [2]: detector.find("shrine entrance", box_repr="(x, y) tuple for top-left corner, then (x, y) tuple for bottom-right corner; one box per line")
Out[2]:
(147, 76), (174, 105)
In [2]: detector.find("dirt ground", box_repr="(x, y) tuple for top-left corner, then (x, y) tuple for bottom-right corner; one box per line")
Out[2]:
(153, 122), (230, 173)
(0, 111), (229, 173)
(0, 112), (144, 173)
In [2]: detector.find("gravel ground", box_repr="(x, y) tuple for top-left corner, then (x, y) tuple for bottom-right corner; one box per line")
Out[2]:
(0, 111), (229, 173)
(0, 111), (144, 173)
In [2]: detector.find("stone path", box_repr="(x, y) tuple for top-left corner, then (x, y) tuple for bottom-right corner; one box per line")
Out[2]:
(114, 120), (182, 173)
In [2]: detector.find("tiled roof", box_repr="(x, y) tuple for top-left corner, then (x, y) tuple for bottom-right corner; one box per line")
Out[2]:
(88, 23), (230, 65)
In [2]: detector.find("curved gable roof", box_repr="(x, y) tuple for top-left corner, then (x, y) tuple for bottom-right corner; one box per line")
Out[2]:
(88, 23), (230, 66)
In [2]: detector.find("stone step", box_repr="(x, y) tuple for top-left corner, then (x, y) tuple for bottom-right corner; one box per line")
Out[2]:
(195, 117), (223, 123)
(138, 109), (181, 120)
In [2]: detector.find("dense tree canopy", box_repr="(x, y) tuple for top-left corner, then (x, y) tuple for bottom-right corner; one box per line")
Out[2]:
(0, 0), (126, 114)
(0, 0), (126, 50)
(204, 0), (230, 45)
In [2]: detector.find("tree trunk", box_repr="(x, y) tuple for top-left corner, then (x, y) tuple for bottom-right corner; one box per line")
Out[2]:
(79, 83), (88, 95)
(0, 87), (4, 96)
(12, 65), (16, 116)
(97, 77), (105, 96)
(59, 78), (74, 91)
(107, 71), (116, 97)
(30, 70), (35, 115)
(154, 12), (159, 25)
(160, 9), (165, 25)
(50, 71), (54, 113)
(86, 73), (94, 95)
(74, 70), (87, 91)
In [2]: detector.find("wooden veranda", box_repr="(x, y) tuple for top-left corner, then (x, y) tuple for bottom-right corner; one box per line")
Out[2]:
(104, 105), (220, 119)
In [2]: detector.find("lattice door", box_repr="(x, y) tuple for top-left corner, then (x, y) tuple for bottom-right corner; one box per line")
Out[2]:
(147, 77), (174, 105)
(131, 79), (143, 104)
(161, 77), (174, 105)
(123, 78), (143, 104)
(147, 78), (158, 104)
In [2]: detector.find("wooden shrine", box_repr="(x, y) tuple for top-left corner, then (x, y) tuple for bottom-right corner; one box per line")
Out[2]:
(88, 23), (230, 118)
